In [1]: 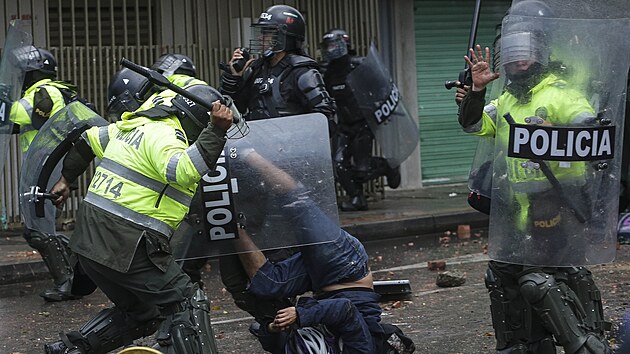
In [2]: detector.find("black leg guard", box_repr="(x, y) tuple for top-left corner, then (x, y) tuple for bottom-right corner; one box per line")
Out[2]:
(518, 272), (612, 354)
(154, 285), (218, 354)
(23, 230), (81, 301)
(485, 268), (556, 353)
(562, 267), (611, 335)
(44, 307), (161, 354)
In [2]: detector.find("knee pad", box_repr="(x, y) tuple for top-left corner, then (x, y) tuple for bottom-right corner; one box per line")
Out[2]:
(518, 272), (555, 305)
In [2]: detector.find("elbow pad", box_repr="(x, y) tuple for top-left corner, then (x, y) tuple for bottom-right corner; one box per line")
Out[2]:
(220, 71), (242, 96)
(458, 88), (486, 129)
(62, 137), (95, 183)
(297, 69), (335, 119)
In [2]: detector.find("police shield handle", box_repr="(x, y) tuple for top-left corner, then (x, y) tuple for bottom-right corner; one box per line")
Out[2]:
(120, 58), (240, 124)
(50, 175), (71, 208)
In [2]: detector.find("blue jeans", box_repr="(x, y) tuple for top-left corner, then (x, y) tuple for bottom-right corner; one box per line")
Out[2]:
(249, 187), (369, 293)
(248, 232), (369, 298)
(247, 188), (380, 353)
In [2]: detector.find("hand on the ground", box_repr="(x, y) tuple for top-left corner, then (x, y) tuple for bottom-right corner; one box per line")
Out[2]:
(464, 44), (500, 91)
(50, 176), (70, 208)
(211, 100), (234, 131)
(455, 84), (470, 106)
(271, 306), (297, 331)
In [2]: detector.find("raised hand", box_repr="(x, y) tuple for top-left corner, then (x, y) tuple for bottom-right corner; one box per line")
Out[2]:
(464, 44), (500, 92)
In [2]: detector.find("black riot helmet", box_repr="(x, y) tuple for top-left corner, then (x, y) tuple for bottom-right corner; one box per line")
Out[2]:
(320, 28), (352, 62)
(151, 53), (197, 77)
(106, 67), (156, 121)
(171, 84), (222, 143)
(492, 1), (553, 73)
(250, 5), (306, 58)
(22, 47), (57, 90)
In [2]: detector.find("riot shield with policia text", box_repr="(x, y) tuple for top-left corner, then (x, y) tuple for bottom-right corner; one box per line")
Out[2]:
(19, 102), (108, 235)
(0, 20), (33, 175)
(172, 113), (339, 260)
(345, 42), (419, 169)
(487, 1), (630, 266)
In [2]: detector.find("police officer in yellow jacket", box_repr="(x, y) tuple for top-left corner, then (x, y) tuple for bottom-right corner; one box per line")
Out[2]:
(459, 24), (612, 354)
(44, 83), (233, 354)
(10, 47), (88, 302)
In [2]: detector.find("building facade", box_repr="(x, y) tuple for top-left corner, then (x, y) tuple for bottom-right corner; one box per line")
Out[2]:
(0, 0), (509, 224)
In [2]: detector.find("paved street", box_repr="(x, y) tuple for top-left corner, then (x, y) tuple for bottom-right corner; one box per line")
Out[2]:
(1, 228), (629, 354)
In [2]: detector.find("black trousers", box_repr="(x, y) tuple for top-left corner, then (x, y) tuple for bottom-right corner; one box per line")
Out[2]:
(79, 238), (193, 323)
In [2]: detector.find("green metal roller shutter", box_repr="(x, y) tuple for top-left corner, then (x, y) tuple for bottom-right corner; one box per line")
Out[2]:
(415, 0), (510, 185)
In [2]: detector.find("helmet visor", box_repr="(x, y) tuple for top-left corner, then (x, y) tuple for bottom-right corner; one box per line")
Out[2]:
(321, 37), (348, 61)
(501, 31), (549, 66)
(250, 25), (280, 55)
(106, 90), (141, 121)
(11, 45), (44, 72)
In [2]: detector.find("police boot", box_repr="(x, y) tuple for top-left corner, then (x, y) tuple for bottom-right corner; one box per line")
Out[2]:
(386, 165), (401, 189)
(340, 193), (368, 211)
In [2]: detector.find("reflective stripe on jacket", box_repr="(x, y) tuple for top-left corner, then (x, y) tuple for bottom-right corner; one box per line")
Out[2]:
(83, 114), (212, 237)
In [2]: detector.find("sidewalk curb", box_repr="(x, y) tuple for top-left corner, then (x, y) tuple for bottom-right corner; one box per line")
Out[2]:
(343, 211), (489, 243)
(0, 260), (48, 285)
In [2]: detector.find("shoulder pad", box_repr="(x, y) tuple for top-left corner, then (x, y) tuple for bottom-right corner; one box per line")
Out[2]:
(285, 54), (318, 68)
(174, 129), (187, 143)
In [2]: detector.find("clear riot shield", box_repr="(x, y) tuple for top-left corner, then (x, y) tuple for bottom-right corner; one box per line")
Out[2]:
(173, 113), (338, 260)
(19, 102), (108, 234)
(0, 20), (33, 174)
(488, 4), (630, 266)
(345, 43), (419, 168)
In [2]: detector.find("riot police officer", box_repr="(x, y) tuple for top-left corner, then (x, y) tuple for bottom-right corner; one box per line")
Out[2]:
(458, 1), (615, 352)
(43, 84), (233, 354)
(219, 4), (335, 125)
(10, 47), (88, 302)
(320, 29), (401, 211)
